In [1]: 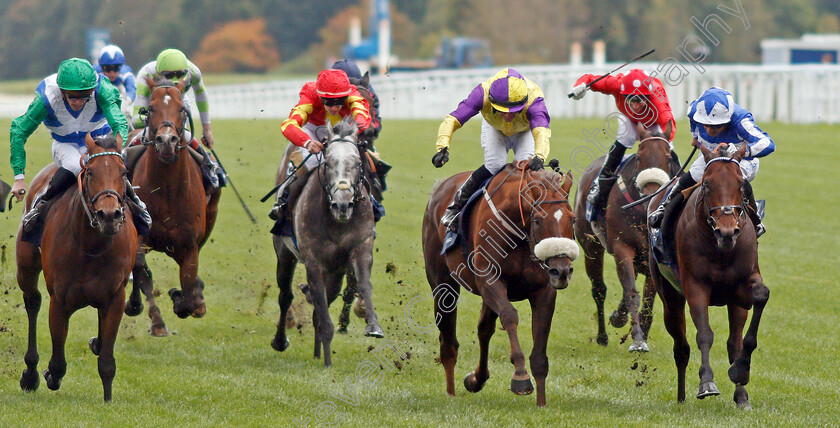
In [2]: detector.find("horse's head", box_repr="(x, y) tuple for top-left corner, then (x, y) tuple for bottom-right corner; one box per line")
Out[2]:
(698, 143), (748, 250)
(634, 124), (673, 196)
(145, 76), (188, 163)
(323, 118), (364, 222)
(81, 133), (129, 236)
(516, 163), (579, 289)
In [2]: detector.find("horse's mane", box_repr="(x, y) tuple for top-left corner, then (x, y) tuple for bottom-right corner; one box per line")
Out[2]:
(331, 118), (358, 140)
(152, 75), (177, 89)
(93, 135), (119, 150)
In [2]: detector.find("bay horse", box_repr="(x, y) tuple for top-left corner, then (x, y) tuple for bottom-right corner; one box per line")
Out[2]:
(16, 134), (137, 401)
(422, 161), (579, 407)
(574, 125), (676, 352)
(123, 77), (221, 336)
(271, 118), (383, 367)
(648, 143), (769, 408)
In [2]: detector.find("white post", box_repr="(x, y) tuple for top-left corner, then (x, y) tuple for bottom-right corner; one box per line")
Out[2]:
(570, 42), (583, 66)
(593, 40), (606, 66)
(378, 16), (390, 74)
(348, 16), (362, 46)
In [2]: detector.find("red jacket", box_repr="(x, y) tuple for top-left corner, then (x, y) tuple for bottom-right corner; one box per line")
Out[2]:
(575, 73), (676, 141)
(281, 81), (372, 146)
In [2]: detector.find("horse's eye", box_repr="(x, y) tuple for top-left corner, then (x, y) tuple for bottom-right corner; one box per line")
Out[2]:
(534, 217), (542, 226)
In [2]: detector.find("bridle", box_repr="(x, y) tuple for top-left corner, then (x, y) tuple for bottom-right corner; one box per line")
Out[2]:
(319, 137), (366, 204)
(698, 157), (746, 231)
(142, 85), (189, 150)
(77, 151), (126, 229)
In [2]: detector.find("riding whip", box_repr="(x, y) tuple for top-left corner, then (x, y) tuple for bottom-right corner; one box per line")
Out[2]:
(568, 49), (656, 98)
(209, 147), (257, 224)
(621, 145), (698, 210)
(260, 153), (314, 203)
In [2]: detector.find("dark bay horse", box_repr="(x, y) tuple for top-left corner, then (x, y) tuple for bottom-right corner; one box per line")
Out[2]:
(648, 144), (769, 408)
(423, 162), (578, 407)
(124, 77), (221, 335)
(16, 134), (137, 401)
(574, 125), (676, 352)
(271, 119), (383, 367)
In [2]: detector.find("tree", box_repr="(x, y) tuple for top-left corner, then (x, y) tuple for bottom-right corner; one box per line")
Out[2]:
(192, 18), (280, 73)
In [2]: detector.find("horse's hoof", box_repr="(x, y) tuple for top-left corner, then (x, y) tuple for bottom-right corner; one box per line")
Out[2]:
(150, 324), (169, 337)
(191, 303), (207, 318)
(510, 378), (534, 395)
(43, 369), (61, 391)
(628, 341), (649, 352)
(464, 371), (489, 393)
(20, 369), (39, 391)
(697, 381), (720, 399)
(336, 326), (348, 334)
(89, 337), (101, 355)
(364, 325), (384, 338)
(736, 401), (752, 410)
(352, 297), (366, 318)
(124, 299), (143, 317)
(609, 310), (628, 328)
(728, 364), (750, 385)
(596, 333), (608, 346)
(271, 336), (290, 352)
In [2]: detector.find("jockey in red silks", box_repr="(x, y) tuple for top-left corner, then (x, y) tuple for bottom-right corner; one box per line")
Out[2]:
(570, 69), (678, 220)
(268, 69), (373, 221)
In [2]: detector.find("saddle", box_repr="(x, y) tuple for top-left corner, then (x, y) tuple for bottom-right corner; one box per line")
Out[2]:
(440, 176), (495, 255)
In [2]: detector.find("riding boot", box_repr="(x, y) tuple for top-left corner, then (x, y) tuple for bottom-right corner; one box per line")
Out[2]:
(0, 178), (11, 213)
(587, 141), (627, 216)
(374, 158), (392, 193)
(441, 165), (493, 232)
(122, 145), (147, 181)
(742, 180), (766, 238)
(648, 173), (696, 228)
(22, 167), (77, 233)
(269, 166), (310, 222)
(124, 179), (153, 235)
(195, 146), (221, 193)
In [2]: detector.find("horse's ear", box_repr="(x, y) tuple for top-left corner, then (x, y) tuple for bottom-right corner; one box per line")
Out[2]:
(699, 143), (714, 162)
(84, 133), (96, 152)
(635, 122), (646, 137)
(145, 75), (155, 90)
(361, 71), (370, 88)
(733, 143), (748, 161)
(176, 79), (187, 93)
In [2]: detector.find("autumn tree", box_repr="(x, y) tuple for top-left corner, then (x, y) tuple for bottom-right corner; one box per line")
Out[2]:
(192, 18), (280, 73)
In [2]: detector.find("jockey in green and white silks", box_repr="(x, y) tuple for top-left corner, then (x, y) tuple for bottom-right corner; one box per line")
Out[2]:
(9, 58), (151, 239)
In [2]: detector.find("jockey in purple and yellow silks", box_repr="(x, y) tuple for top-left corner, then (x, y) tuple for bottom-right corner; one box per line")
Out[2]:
(432, 68), (551, 231)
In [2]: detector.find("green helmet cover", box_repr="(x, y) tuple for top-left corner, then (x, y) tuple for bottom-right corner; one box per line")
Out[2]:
(156, 49), (188, 72)
(56, 58), (98, 91)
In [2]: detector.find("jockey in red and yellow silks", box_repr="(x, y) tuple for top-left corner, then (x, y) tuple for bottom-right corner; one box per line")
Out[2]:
(570, 69), (678, 220)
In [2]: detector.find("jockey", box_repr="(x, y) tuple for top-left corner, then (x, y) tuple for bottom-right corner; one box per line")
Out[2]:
(96, 44), (136, 128)
(331, 58), (391, 193)
(132, 48), (223, 192)
(9, 58), (151, 239)
(433, 68), (551, 232)
(268, 69), (373, 222)
(648, 87), (773, 237)
(570, 68), (677, 220)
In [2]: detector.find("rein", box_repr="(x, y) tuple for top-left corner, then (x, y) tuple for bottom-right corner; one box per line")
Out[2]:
(143, 85), (189, 150)
(319, 138), (366, 204)
(697, 157), (746, 231)
(77, 151), (126, 229)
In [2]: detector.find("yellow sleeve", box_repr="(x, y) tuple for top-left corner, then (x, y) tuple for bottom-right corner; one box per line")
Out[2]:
(435, 115), (462, 151)
(531, 126), (551, 160)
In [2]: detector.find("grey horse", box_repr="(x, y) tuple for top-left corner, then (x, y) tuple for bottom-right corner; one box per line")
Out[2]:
(271, 118), (383, 367)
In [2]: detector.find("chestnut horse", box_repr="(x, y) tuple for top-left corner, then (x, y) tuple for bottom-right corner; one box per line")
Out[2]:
(271, 119), (383, 367)
(124, 77), (221, 335)
(648, 144), (769, 408)
(16, 134), (137, 401)
(574, 126), (677, 351)
(423, 162), (579, 407)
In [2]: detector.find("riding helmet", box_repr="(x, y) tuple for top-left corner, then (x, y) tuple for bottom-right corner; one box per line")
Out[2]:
(56, 58), (99, 91)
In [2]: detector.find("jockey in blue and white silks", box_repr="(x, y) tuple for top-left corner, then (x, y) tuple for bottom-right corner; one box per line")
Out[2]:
(96, 44), (136, 125)
(649, 87), (772, 236)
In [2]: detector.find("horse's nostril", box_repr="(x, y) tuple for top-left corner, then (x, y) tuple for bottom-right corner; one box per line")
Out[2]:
(347, 202), (354, 209)
(330, 203), (339, 210)
(548, 268), (560, 277)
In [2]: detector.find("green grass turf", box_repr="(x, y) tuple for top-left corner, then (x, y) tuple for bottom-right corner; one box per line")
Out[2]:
(0, 118), (837, 426)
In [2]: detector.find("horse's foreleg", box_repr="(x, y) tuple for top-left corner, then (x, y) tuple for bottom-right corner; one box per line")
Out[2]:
(351, 247), (383, 338)
(95, 288), (126, 402)
(481, 282), (532, 396)
(728, 274), (769, 401)
(464, 302), (498, 394)
(337, 273), (357, 334)
(17, 243), (42, 391)
(611, 245), (638, 335)
(172, 248), (204, 319)
(307, 269), (336, 368)
(134, 253), (167, 336)
(44, 300), (70, 391)
(431, 275), (460, 396)
(582, 242), (608, 346)
(687, 288), (719, 399)
(528, 286), (557, 407)
(272, 240), (296, 352)
(639, 273), (657, 343)
(726, 304), (749, 408)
